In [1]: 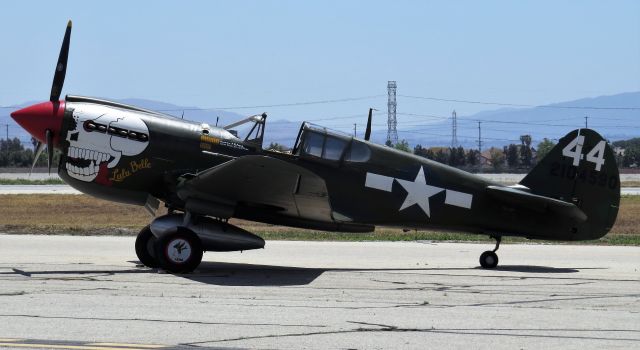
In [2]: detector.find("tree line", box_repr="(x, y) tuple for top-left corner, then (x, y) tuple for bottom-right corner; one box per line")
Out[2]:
(403, 135), (557, 172)
(0, 137), (60, 168)
(1, 136), (637, 170)
(612, 138), (640, 168)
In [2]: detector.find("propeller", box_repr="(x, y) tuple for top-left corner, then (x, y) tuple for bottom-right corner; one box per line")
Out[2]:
(364, 108), (376, 141)
(30, 129), (55, 175)
(50, 20), (72, 102)
(27, 21), (72, 176)
(31, 141), (45, 175)
(46, 129), (54, 173)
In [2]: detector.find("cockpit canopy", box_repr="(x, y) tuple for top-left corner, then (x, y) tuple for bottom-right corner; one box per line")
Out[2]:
(293, 123), (371, 163)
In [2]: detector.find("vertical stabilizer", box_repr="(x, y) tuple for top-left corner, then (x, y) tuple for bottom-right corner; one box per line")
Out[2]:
(520, 129), (620, 239)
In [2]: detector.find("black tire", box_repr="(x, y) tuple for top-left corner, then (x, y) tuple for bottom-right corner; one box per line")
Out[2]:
(135, 225), (159, 268)
(479, 251), (499, 269)
(154, 227), (203, 273)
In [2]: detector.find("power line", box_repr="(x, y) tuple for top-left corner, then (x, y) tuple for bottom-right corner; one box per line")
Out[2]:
(397, 129), (520, 143)
(0, 95), (386, 111)
(3, 92), (638, 112)
(398, 94), (640, 110)
(158, 95), (386, 112)
(395, 111), (640, 128)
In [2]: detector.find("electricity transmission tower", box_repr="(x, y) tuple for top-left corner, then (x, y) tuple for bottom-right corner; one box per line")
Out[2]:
(386, 81), (398, 145)
(451, 110), (458, 148)
(477, 121), (482, 172)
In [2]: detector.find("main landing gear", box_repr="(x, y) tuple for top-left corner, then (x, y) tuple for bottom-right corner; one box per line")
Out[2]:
(479, 236), (501, 269)
(134, 225), (159, 268)
(135, 213), (264, 273)
(135, 225), (203, 273)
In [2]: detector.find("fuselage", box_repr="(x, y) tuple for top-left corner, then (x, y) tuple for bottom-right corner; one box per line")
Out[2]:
(14, 96), (588, 242)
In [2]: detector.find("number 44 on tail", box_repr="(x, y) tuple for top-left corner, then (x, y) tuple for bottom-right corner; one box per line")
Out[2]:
(562, 134), (606, 171)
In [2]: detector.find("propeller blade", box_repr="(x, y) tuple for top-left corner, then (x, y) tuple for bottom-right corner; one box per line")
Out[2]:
(46, 129), (54, 174)
(364, 108), (373, 141)
(50, 20), (72, 102)
(30, 141), (45, 176)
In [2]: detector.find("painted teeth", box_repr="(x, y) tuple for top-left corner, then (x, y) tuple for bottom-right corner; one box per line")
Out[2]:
(66, 147), (110, 163)
(65, 146), (111, 181)
(65, 161), (100, 178)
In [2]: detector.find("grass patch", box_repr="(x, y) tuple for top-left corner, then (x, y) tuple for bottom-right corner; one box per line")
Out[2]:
(0, 194), (638, 245)
(0, 178), (66, 185)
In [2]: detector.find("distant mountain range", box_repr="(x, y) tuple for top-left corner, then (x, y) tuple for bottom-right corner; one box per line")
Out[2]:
(2, 92), (638, 150)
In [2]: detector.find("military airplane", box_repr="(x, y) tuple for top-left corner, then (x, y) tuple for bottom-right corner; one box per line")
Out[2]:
(10, 22), (620, 272)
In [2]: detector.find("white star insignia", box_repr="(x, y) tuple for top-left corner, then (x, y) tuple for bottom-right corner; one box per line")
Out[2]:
(395, 167), (444, 217)
(365, 167), (473, 217)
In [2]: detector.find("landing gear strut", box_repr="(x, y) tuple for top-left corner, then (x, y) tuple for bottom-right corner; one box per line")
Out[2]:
(479, 236), (501, 269)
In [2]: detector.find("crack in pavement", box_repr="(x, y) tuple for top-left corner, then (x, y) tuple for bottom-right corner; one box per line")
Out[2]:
(0, 314), (327, 328)
(201, 301), (433, 310)
(185, 322), (640, 345)
(0, 291), (26, 296)
(466, 293), (640, 307)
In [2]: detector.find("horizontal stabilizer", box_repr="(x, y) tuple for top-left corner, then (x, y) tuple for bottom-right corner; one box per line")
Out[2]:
(486, 185), (587, 222)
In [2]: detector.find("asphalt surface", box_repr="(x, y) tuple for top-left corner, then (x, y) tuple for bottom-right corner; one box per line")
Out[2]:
(0, 235), (638, 349)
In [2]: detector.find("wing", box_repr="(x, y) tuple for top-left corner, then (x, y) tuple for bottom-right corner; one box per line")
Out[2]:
(177, 155), (333, 222)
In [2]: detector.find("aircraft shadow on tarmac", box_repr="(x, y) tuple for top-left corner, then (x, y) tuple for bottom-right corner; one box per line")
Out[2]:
(3, 262), (597, 287)
(178, 261), (588, 286)
(482, 265), (584, 273)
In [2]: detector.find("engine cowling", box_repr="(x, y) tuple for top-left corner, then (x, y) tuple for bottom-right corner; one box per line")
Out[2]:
(150, 214), (265, 252)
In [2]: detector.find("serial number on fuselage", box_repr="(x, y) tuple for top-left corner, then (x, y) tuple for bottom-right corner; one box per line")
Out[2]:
(549, 161), (618, 190)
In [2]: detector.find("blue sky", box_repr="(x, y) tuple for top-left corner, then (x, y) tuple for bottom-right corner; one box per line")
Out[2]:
(1, 0), (639, 131)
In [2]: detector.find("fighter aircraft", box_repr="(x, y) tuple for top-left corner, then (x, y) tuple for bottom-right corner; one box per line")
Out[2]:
(11, 22), (621, 272)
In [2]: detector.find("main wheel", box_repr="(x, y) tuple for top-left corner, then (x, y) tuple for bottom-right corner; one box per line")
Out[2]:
(479, 251), (499, 269)
(135, 225), (159, 268)
(154, 227), (203, 273)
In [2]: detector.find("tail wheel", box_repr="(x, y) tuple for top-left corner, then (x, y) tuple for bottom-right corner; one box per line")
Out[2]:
(154, 227), (203, 273)
(135, 225), (159, 268)
(479, 251), (499, 269)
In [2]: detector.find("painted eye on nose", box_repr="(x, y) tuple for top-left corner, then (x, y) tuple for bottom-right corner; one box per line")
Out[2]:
(83, 121), (97, 131)
(82, 119), (149, 142)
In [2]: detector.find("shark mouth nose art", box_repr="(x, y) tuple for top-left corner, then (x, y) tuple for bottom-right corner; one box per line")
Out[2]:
(65, 146), (115, 181)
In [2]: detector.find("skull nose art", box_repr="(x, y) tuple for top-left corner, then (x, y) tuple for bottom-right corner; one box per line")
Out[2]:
(10, 101), (65, 146)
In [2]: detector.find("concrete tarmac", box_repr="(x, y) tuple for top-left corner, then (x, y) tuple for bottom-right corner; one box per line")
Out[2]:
(0, 185), (81, 195)
(0, 235), (638, 349)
